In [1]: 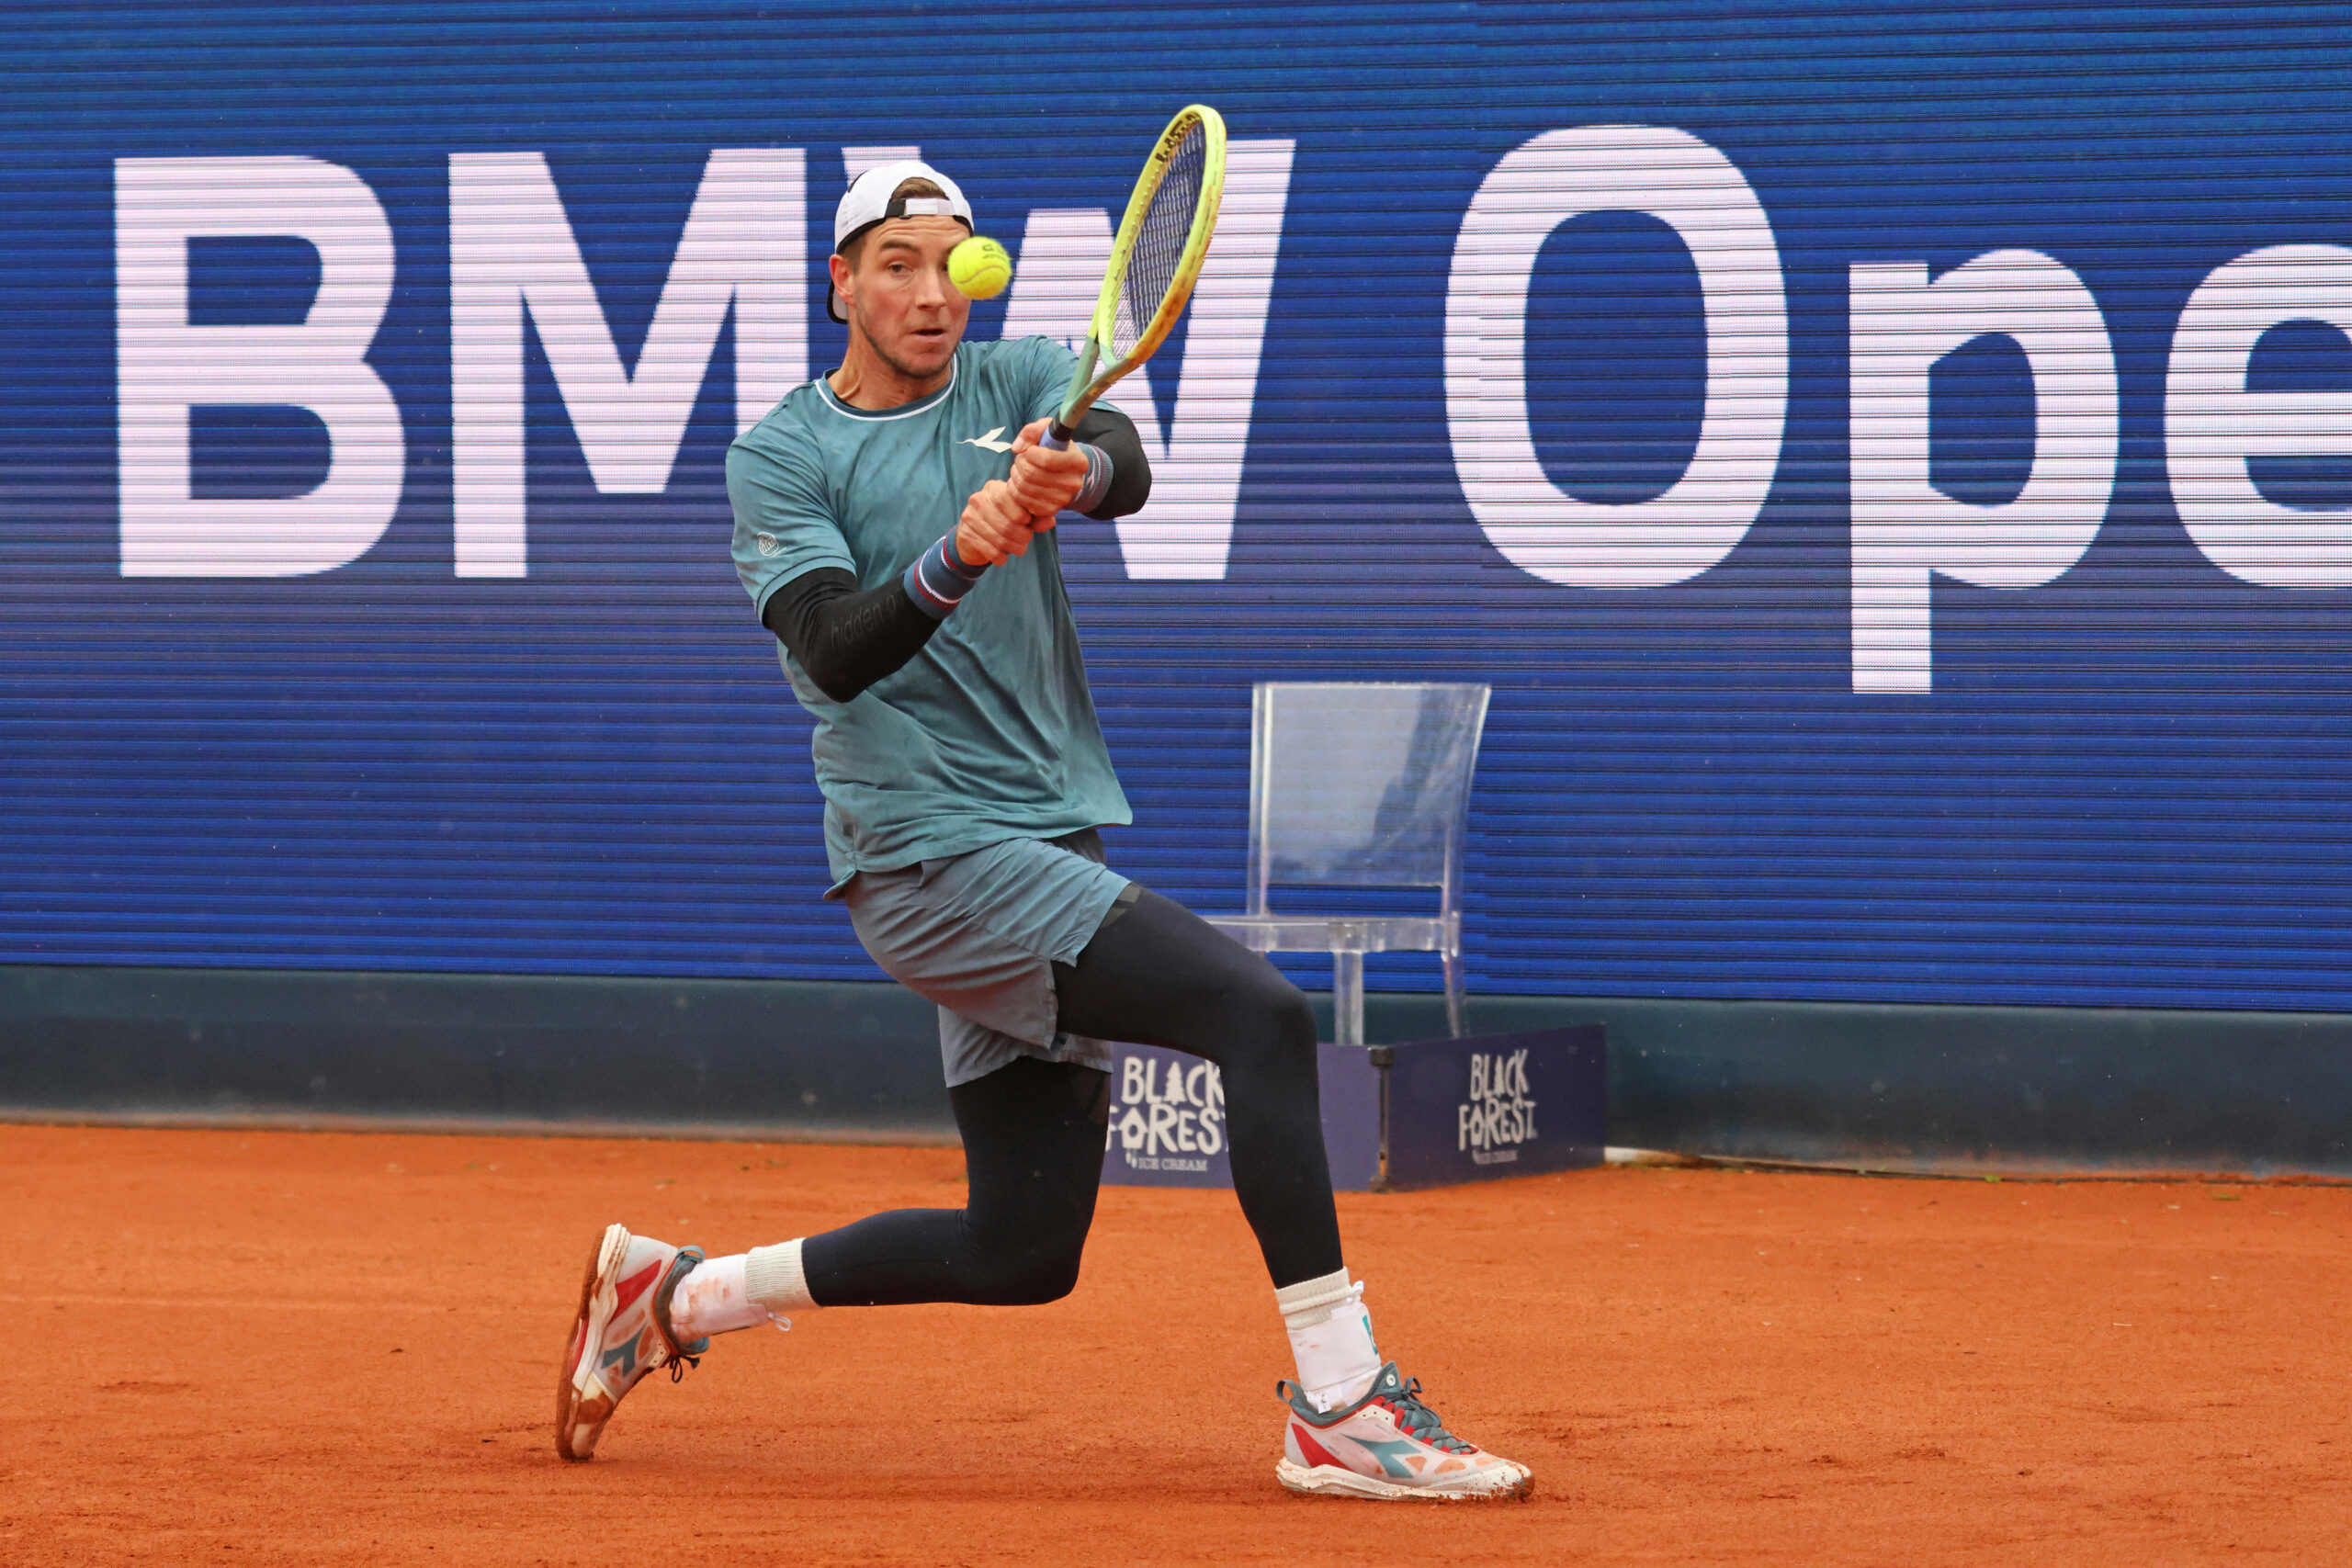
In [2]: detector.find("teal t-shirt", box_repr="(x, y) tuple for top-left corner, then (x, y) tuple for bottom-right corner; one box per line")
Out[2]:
(727, 335), (1133, 889)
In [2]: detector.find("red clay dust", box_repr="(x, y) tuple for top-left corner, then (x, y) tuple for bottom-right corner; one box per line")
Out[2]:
(2, 1124), (2346, 1565)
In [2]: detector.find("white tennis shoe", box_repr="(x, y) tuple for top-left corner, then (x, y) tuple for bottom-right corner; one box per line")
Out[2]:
(1275, 1362), (1532, 1501)
(555, 1223), (707, 1461)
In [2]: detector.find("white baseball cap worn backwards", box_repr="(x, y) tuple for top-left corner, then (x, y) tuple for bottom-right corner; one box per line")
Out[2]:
(827, 159), (973, 323)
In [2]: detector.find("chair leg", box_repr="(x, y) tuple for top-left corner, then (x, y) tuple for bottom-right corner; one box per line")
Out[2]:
(1333, 950), (1364, 1047)
(1442, 947), (1466, 1038)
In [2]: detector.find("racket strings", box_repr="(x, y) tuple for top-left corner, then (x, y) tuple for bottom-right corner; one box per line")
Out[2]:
(1114, 124), (1207, 360)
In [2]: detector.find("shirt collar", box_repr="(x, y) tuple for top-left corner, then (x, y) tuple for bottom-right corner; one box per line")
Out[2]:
(815, 354), (959, 421)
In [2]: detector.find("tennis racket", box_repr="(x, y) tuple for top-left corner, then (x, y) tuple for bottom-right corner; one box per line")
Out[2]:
(1038, 105), (1227, 451)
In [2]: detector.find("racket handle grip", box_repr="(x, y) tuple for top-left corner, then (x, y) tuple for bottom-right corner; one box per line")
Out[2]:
(1039, 422), (1073, 452)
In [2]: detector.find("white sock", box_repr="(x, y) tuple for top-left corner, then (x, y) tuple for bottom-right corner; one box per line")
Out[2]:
(670, 1243), (818, 1341)
(668, 1253), (775, 1340)
(744, 1237), (817, 1314)
(1275, 1268), (1383, 1414)
(670, 1241), (820, 1341)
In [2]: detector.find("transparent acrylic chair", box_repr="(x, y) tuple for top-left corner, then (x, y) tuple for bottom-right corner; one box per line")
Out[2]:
(1201, 682), (1492, 1047)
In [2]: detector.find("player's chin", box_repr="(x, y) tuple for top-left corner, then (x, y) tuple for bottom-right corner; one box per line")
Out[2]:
(899, 328), (958, 373)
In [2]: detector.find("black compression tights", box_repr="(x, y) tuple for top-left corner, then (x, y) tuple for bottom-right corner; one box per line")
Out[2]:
(800, 886), (1345, 1305)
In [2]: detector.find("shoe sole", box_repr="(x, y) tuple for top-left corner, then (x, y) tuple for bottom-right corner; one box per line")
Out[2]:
(554, 1222), (630, 1463)
(1275, 1457), (1533, 1503)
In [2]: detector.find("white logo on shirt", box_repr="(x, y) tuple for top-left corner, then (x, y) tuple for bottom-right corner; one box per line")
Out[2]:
(755, 532), (781, 557)
(960, 427), (1015, 455)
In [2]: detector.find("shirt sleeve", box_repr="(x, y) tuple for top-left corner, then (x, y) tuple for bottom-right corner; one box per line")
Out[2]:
(727, 429), (857, 623)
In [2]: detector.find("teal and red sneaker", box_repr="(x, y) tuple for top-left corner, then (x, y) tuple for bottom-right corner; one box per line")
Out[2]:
(1275, 1362), (1532, 1501)
(555, 1224), (707, 1461)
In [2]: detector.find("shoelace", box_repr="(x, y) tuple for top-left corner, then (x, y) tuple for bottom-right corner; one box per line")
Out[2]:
(1374, 1379), (1477, 1455)
(654, 1249), (707, 1383)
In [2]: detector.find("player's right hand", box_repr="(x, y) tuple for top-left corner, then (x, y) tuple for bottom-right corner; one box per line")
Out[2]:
(956, 479), (1054, 567)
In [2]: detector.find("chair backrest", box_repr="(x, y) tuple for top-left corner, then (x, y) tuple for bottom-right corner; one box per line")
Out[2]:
(1247, 682), (1491, 914)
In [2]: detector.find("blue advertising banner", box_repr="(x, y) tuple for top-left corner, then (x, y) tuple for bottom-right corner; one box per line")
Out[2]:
(1101, 1032), (1598, 1191)
(1102, 1043), (1382, 1191)
(1102, 1043), (1238, 1190)
(4, 5), (2351, 1015)
(1382, 1027), (1608, 1191)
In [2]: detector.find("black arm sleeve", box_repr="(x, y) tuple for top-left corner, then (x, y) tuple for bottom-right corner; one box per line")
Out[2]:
(761, 568), (943, 704)
(1074, 404), (1152, 520)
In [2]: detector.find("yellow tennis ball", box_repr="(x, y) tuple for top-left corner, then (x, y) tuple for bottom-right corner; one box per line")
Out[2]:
(948, 235), (1012, 300)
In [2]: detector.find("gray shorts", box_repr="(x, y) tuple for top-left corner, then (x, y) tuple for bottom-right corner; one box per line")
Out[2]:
(843, 829), (1137, 1088)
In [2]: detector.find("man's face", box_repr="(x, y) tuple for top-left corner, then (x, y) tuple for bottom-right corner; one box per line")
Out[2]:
(835, 216), (972, 381)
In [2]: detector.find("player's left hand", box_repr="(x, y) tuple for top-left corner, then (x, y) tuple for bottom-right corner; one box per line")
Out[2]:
(1006, 419), (1089, 519)
(957, 479), (1046, 566)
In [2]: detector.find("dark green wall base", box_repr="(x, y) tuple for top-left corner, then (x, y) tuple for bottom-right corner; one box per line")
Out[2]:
(3, 965), (2348, 1175)
(1364, 992), (2352, 1178)
(0, 965), (955, 1141)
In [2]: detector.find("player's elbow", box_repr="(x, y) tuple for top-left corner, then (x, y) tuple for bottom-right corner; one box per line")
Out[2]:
(1076, 407), (1152, 520)
(798, 652), (873, 705)
(770, 620), (873, 702)
(1089, 451), (1151, 520)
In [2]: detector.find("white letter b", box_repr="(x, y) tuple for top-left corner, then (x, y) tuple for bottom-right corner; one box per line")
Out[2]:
(116, 156), (403, 577)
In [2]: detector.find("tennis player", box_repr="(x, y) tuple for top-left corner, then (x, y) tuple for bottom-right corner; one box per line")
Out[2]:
(556, 160), (1529, 1502)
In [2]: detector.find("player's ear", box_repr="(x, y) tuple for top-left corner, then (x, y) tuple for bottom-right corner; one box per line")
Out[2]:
(828, 252), (855, 310)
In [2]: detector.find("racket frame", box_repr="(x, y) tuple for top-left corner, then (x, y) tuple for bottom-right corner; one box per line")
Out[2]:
(1042, 104), (1227, 449)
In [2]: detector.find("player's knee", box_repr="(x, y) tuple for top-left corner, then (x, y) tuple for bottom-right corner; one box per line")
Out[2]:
(1249, 970), (1317, 1063)
(986, 1239), (1086, 1305)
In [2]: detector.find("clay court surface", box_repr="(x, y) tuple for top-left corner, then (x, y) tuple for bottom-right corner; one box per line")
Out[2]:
(3, 1126), (2347, 1565)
